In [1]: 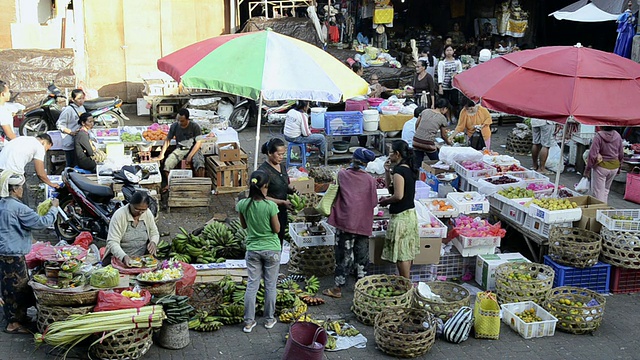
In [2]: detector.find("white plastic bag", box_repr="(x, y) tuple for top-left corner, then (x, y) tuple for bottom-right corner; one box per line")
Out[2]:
(546, 143), (562, 172)
(439, 147), (483, 165)
(575, 177), (590, 193)
(365, 156), (387, 174)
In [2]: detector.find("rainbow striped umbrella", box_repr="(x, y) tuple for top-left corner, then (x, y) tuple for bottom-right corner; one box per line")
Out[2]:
(157, 29), (369, 103)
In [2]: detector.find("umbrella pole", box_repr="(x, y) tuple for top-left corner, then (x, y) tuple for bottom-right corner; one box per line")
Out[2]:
(253, 93), (265, 171)
(553, 118), (570, 196)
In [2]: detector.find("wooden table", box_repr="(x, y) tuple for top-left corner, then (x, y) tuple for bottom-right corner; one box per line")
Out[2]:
(379, 114), (414, 132)
(489, 207), (548, 262)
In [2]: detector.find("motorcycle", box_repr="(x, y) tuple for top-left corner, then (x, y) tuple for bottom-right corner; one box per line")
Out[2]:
(54, 165), (159, 242)
(19, 82), (130, 136)
(227, 97), (296, 132)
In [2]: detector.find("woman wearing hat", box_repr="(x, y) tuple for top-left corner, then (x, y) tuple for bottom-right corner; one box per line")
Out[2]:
(323, 148), (378, 298)
(0, 175), (59, 334)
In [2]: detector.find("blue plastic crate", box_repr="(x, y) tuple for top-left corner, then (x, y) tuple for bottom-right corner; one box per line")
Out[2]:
(543, 255), (611, 294)
(324, 111), (363, 135)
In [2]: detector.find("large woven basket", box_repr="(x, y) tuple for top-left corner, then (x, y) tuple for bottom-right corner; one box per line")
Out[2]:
(138, 281), (177, 297)
(36, 304), (94, 333)
(288, 243), (335, 277)
(548, 227), (602, 268)
(374, 307), (437, 358)
(600, 228), (640, 269)
(90, 328), (153, 360)
(543, 286), (606, 334)
(31, 285), (98, 307)
(412, 281), (470, 321)
(505, 133), (532, 155)
(495, 262), (554, 304)
(352, 275), (413, 326)
(176, 282), (222, 314)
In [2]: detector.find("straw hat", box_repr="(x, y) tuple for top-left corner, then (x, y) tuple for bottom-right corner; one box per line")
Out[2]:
(376, 25), (385, 34)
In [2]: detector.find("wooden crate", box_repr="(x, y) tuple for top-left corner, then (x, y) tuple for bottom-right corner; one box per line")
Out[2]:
(205, 155), (249, 194)
(168, 177), (211, 209)
(195, 268), (248, 283)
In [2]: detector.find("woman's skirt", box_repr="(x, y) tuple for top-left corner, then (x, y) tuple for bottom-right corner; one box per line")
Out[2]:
(381, 208), (420, 263)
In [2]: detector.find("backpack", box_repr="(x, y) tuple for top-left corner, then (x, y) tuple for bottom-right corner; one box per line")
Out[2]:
(442, 306), (473, 343)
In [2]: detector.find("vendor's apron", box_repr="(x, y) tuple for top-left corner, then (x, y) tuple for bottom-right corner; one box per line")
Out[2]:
(120, 220), (150, 258)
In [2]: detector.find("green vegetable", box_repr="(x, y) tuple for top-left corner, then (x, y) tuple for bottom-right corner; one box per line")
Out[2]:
(37, 199), (52, 216)
(90, 265), (120, 288)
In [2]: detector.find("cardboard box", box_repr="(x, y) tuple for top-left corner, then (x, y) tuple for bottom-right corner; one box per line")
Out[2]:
(290, 178), (315, 195)
(218, 142), (241, 161)
(136, 98), (150, 116)
(574, 206), (614, 233)
(369, 236), (389, 265)
(569, 195), (608, 209)
(475, 253), (530, 290)
(369, 236), (441, 265)
(421, 160), (452, 175)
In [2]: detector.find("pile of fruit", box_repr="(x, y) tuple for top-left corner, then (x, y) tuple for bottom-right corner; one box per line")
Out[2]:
(611, 214), (634, 220)
(532, 198), (578, 211)
(120, 132), (144, 142)
(493, 164), (526, 173)
(288, 193), (307, 212)
(372, 219), (389, 232)
(453, 215), (506, 238)
(527, 182), (555, 192)
(557, 189), (577, 198)
(323, 320), (361, 349)
(460, 160), (491, 171)
(428, 199), (455, 212)
(142, 123), (169, 141)
(484, 175), (519, 185)
(368, 286), (406, 298)
(453, 132), (467, 144)
(498, 187), (534, 199)
(137, 260), (182, 282)
(507, 272), (534, 281)
(95, 129), (119, 137)
(515, 308), (543, 323)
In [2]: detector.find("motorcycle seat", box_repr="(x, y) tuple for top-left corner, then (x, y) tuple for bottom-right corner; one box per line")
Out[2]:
(69, 172), (114, 198)
(84, 97), (117, 110)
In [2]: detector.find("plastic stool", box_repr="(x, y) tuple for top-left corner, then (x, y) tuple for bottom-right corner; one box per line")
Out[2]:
(286, 142), (307, 169)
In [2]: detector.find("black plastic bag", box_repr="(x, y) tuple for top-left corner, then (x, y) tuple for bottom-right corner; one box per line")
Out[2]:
(469, 129), (486, 150)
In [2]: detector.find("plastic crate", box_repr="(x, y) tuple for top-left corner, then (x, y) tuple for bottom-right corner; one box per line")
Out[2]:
(324, 111), (363, 135)
(452, 161), (497, 179)
(418, 212), (448, 238)
(420, 198), (460, 218)
(543, 256), (611, 294)
(523, 215), (572, 238)
(507, 170), (549, 181)
(502, 203), (527, 223)
(447, 192), (490, 214)
(415, 180), (432, 200)
(528, 204), (582, 224)
(168, 169), (193, 182)
(434, 247), (474, 280)
(610, 266), (640, 294)
(477, 175), (525, 195)
(457, 177), (479, 192)
(488, 195), (505, 211)
(451, 237), (497, 257)
(289, 222), (335, 247)
(501, 301), (558, 339)
(596, 209), (640, 232)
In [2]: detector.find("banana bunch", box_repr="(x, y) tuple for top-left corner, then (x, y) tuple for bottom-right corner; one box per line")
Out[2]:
(202, 221), (245, 259)
(276, 289), (297, 310)
(293, 297), (307, 318)
(232, 280), (265, 307)
(278, 279), (300, 291)
(156, 240), (171, 259)
(325, 335), (337, 350)
(170, 227), (223, 264)
(324, 320), (345, 335)
(218, 275), (237, 303)
(228, 219), (248, 247)
(278, 310), (296, 323)
(217, 304), (245, 325)
(278, 297), (308, 323)
(300, 295), (326, 306)
(189, 312), (224, 332)
(305, 275), (320, 295)
(297, 314), (313, 322)
(288, 193), (307, 213)
(342, 327), (361, 337)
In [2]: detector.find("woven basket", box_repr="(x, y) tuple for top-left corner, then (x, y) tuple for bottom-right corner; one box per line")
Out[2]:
(495, 262), (554, 304)
(352, 275), (413, 326)
(138, 282), (177, 297)
(32, 287), (99, 307)
(412, 281), (470, 321)
(288, 242), (335, 276)
(90, 328), (153, 360)
(176, 282), (222, 314)
(600, 228), (640, 269)
(374, 307), (437, 358)
(505, 133), (532, 155)
(302, 193), (321, 208)
(548, 227), (602, 268)
(36, 304), (94, 333)
(543, 286), (606, 334)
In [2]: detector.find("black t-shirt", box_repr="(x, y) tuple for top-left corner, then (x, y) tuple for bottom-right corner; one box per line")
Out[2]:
(167, 121), (201, 147)
(389, 164), (416, 214)
(258, 161), (290, 203)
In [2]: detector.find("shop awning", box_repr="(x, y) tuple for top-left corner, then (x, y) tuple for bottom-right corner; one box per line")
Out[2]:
(549, 0), (636, 22)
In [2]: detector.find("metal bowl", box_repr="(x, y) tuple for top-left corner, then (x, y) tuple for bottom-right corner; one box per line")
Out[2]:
(436, 173), (458, 182)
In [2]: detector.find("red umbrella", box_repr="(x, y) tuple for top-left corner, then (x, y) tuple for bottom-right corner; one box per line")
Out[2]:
(453, 44), (640, 126)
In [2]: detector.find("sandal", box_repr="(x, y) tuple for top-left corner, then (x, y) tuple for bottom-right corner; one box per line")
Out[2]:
(3, 326), (30, 334)
(322, 288), (342, 299)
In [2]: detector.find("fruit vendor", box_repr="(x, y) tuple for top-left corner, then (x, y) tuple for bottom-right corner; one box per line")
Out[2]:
(323, 148), (378, 299)
(153, 108), (205, 190)
(105, 191), (159, 267)
(454, 96), (493, 150)
(0, 174), (59, 334)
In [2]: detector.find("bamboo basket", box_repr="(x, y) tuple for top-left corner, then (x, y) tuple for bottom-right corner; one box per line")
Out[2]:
(548, 227), (602, 268)
(505, 133), (532, 155)
(412, 281), (470, 321)
(90, 328), (154, 360)
(600, 228), (640, 269)
(495, 262), (554, 304)
(352, 275), (413, 326)
(31, 283), (98, 307)
(288, 242), (335, 276)
(543, 286), (606, 334)
(176, 282), (222, 314)
(36, 304), (94, 334)
(138, 282), (177, 297)
(374, 307), (437, 358)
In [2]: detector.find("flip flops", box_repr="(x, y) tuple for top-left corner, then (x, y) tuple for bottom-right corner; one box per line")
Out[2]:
(3, 326), (30, 335)
(322, 288), (342, 299)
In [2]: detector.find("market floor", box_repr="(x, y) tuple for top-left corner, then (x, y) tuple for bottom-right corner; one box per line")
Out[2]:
(2, 112), (640, 359)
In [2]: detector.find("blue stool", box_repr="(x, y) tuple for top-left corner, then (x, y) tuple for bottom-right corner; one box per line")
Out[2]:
(286, 142), (307, 169)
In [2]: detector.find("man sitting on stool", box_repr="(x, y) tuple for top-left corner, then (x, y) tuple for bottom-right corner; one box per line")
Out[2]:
(153, 108), (204, 191)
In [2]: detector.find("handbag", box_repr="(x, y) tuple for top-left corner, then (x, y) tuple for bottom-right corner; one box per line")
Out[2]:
(473, 291), (500, 339)
(624, 167), (640, 204)
(442, 306), (473, 343)
(315, 179), (339, 216)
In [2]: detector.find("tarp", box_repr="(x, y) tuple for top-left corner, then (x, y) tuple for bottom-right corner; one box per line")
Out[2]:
(550, 0), (638, 22)
(242, 17), (322, 48)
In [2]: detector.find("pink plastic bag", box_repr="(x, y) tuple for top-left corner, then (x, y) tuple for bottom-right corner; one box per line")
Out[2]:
(94, 289), (151, 312)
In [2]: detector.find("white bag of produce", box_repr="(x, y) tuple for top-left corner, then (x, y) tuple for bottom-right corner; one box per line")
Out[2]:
(439, 147), (483, 166)
(366, 156), (388, 174)
(575, 177), (590, 193)
(546, 142), (562, 172)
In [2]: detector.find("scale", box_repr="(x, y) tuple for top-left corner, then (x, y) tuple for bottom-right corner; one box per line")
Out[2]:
(436, 173), (458, 198)
(299, 208), (326, 235)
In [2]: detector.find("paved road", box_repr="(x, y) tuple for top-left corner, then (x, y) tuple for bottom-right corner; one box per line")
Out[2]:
(2, 114), (639, 359)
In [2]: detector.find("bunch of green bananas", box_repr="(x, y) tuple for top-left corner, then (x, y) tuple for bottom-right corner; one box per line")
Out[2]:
(275, 289), (297, 311)
(169, 227), (224, 264)
(218, 275), (237, 303)
(342, 327), (361, 337)
(156, 240), (171, 259)
(217, 304), (245, 325)
(325, 335), (337, 350)
(305, 275), (320, 295)
(288, 193), (307, 213)
(202, 221), (245, 259)
(232, 280), (265, 307)
(189, 312), (224, 332)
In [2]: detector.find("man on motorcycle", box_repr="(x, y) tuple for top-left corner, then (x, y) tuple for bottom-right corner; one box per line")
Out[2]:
(0, 134), (60, 192)
(153, 109), (204, 190)
(0, 81), (17, 144)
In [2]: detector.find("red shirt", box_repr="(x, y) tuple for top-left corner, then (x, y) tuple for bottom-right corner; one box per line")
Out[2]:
(327, 168), (378, 237)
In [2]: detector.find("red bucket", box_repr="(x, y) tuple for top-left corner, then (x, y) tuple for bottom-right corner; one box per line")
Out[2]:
(282, 322), (327, 360)
(345, 99), (369, 111)
(367, 97), (384, 107)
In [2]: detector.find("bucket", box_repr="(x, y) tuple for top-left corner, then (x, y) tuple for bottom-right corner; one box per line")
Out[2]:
(345, 99), (368, 111)
(368, 97), (384, 107)
(282, 322), (327, 360)
(363, 109), (380, 132)
(310, 107), (326, 129)
(157, 321), (190, 349)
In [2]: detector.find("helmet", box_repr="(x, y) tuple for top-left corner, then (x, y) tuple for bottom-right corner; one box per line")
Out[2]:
(478, 49), (492, 63)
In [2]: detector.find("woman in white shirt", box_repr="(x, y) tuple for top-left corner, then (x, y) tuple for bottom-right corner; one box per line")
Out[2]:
(56, 89), (86, 167)
(437, 45), (463, 122)
(0, 81), (16, 145)
(283, 101), (328, 158)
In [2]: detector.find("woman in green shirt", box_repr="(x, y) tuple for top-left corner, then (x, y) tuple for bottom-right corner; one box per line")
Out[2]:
(236, 170), (281, 333)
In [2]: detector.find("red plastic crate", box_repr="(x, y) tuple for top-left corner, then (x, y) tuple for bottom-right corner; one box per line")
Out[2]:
(611, 266), (640, 294)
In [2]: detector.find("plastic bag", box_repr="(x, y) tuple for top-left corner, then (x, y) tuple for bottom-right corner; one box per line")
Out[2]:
(73, 231), (93, 250)
(575, 177), (590, 193)
(469, 130), (486, 150)
(90, 265), (120, 288)
(94, 288), (151, 312)
(439, 147), (483, 165)
(175, 262), (197, 294)
(365, 156), (388, 175)
(546, 142), (562, 172)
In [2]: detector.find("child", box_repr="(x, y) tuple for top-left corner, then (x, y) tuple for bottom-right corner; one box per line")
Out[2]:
(236, 170), (281, 333)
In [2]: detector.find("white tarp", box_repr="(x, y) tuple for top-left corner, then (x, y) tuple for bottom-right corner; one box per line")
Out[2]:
(550, 1), (621, 22)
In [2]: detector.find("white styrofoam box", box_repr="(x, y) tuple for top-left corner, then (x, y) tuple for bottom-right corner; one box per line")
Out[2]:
(137, 98), (150, 116)
(477, 175), (525, 195)
(415, 180), (431, 200)
(137, 161), (162, 184)
(488, 194), (505, 211)
(447, 192), (490, 214)
(502, 203), (528, 223)
(289, 222), (335, 247)
(451, 237), (496, 257)
(523, 215), (572, 238)
(94, 127), (121, 143)
(420, 198), (460, 218)
(169, 169), (193, 182)
(475, 253), (530, 290)
(528, 203), (582, 224)
(507, 170), (549, 181)
(211, 127), (239, 154)
(47, 130), (63, 150)
(453, 161), (497, 179)
(457, 234), (501, 248)
(418, 213), (447, 238)
(501, 301), (558, 339)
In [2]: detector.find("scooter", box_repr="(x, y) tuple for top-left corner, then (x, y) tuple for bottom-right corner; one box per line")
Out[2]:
(227, 97), (296, 133)
(54, 165), (159, 242)
(19, 82), (130, 136)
